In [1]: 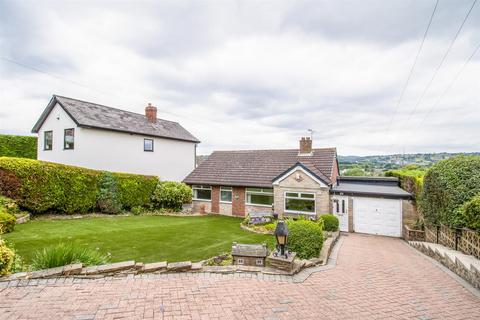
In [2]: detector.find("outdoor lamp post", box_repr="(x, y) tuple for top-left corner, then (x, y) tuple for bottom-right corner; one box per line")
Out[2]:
(274, 220), (289, 258)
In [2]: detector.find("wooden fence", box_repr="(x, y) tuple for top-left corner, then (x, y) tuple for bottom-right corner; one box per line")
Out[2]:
(425, 224), (480, 260)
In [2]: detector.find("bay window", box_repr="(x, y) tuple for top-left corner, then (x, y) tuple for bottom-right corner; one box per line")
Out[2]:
(193, 185), (211, 200)
(246, 188), (274, 206)
(285, 192), (315, 213)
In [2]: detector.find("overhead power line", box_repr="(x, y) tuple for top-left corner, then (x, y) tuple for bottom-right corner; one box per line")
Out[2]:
(385, 0), (439, 135)
(414, 41), (480, 129)
(402, 0), (477, 127)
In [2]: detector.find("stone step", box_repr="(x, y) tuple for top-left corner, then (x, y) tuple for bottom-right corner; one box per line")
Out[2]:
(409, 241), (480, 271)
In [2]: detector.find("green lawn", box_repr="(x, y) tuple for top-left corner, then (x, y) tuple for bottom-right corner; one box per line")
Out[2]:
(3, 215), (272, 264)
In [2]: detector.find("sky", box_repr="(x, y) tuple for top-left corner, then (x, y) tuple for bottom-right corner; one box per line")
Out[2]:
(0, 0), (479, 156)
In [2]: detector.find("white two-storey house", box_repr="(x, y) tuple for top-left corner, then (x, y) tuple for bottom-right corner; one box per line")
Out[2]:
(32, 95), (200, 181)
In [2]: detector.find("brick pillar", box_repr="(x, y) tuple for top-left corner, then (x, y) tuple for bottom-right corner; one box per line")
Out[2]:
(232, 187), (246, 217)
(211, 186), (220, 213)
(348, 197), (354, 232)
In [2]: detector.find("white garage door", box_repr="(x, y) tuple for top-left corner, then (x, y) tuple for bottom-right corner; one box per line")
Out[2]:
(353, 197), (402, 237)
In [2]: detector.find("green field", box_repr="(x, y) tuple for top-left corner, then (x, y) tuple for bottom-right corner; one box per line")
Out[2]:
(3, 215), (272, 264)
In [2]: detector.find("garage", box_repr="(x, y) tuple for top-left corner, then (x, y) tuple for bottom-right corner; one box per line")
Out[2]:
(353, 197), (402, 237)
(331, 176), (412, 238)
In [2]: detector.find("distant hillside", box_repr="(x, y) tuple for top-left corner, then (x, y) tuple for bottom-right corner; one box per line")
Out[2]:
(339, 152), (480, 166)
(338, 152), (480, 176)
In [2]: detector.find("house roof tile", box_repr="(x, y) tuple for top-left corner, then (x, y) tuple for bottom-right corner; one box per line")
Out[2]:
(184, 148), (337, 187)
(32, 95), (200, 143)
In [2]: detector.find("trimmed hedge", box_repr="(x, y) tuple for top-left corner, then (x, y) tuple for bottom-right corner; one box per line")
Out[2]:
(320, 214), (339, 231)
(0, 157), (158, 214)
(461, 195), (480, 231)
(385, 165), (425, 200)
(115, 173), (158, 209)
(0, 134), (37, 159)
(286, 219), (323, 259)
(420, 156), (480, 229)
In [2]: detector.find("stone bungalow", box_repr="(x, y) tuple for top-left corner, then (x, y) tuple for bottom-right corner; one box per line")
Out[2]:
(183, 138), (415, 237)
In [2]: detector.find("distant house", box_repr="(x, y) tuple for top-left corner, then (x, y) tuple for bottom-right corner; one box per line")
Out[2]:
(32, 95), (200, 181)
(184, 137), (414, 238)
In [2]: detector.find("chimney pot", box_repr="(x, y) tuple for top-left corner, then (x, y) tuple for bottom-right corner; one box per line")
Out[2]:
(299, 136), (312, 155)
(145, 103), (157, 123)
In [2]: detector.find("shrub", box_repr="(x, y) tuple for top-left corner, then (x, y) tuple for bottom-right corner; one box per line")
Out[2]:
(0, 134), (37, 159)
(97, 172), (122, 214)
(0, 157), (158, 214)
(0, 238), (15, 275)
(420, 156), (480, 228)
(31, 243), (109, 270)
(152, 181), (192, 210)
(385, 165), (426, 200)
(320, 214), (339, 231)
(115, 173), (158, 209)
(130, 206), (145, 215)
(0, 211), (16, 233)
(286, 219), (323, 259)
(460, 195), (480, 231)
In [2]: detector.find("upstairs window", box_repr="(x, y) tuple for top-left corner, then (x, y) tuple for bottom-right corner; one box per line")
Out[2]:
(144, 138), (154, 152)
(64, 128), (74, 150)
(285, 192), (315, 213)
(193, 185), (211, 200)
(44, 131), (53, 150)
(220, 187), (232, 203)
(246, 188), (274, 206)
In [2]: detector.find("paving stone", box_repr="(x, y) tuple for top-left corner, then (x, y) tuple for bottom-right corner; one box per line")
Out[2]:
(63, 263), (83, 275)
(98, 260), (135, 273)
(1, 234), (479, 319)
(28, 266), (64, 279)
(191, 262), (203, 271)
(143, 261), (167, 273)
(166, 261), (192, 271)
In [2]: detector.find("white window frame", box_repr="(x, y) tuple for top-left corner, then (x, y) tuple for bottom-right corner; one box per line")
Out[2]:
(192, 185), (212, 201)
(284, 191), (316, 215)
(220, 187), (232, 203)
(245, 188), (274, 207)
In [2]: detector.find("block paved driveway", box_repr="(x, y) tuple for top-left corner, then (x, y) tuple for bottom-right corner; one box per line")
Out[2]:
(1, 233), (479, 320)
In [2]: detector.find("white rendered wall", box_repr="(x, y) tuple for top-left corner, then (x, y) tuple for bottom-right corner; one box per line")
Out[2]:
(37, 103), (196, 181)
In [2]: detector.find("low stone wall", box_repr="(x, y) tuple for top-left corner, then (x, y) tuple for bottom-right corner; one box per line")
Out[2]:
(1, 232), (342, 281)
(410, 241), (480, 289)
(15, 213), (30, 224)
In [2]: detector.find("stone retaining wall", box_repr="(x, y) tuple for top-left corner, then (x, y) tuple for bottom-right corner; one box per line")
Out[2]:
(410, 241), (480, 289)
(1, 233), (341, 281)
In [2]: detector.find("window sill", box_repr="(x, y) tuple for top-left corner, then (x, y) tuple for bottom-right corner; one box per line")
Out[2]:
(63, 148), (74, 151)
(193, 199), (211, 202)
(284, 210), (316, 215)
(245, 203), (273, 208)
(220, 201), (232, 204)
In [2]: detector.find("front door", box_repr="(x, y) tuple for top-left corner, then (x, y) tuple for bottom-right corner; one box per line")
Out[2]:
(332, 196), (349, 232)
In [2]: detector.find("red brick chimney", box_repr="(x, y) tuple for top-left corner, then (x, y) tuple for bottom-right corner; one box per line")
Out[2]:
(299, 137), (312, 155)
(145, 103), (157, 123)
